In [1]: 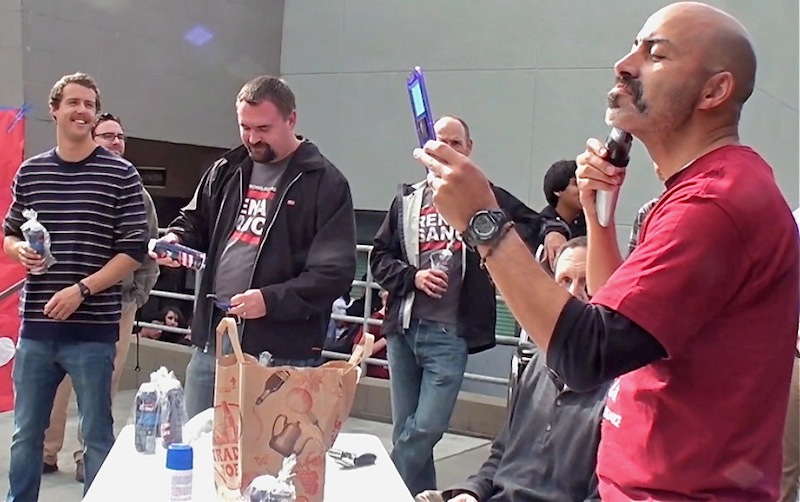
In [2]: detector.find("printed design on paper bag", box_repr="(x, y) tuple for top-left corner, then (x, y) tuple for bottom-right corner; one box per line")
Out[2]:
(287, 387), (324, 434)
(253, 453), (270, 468)
(298, 371), (323, 393)
(295, 453), (324, 496)
(331, 377), (344, 399)
(217, 376), (238, 394)
(300, 369), (344, 399)
(213, 401), (243, 489)
(255, 370), (290, 406)
(269, 413), (319, 457)
(329, 416), (343, 447)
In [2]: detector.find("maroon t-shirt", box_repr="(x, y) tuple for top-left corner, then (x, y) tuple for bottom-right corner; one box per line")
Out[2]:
(592, 145), (800, 501)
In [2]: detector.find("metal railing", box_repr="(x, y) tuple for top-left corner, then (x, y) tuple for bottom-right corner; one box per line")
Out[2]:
(137, 239), (516, 387)
(0, 278), (25, 302)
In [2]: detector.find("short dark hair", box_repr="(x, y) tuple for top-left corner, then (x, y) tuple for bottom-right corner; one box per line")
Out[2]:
(49, 72), (101, 112)
(555, 236), (587, 265)
(236, 75), (296, 118)
(543, 160), (578, 207)
(437, 115), (471, 140)
(93, 112), (121, 134)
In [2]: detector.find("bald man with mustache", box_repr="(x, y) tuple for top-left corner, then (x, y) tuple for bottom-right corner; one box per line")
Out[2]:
(412, 2), (799, 501)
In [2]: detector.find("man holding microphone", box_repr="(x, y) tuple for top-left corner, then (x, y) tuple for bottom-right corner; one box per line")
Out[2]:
(411, 2), (799, 501)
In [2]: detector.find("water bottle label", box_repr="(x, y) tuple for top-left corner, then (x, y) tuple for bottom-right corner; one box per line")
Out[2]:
(170, 471), (193, 501)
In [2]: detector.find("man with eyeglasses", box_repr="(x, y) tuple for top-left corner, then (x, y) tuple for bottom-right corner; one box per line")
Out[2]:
(93, 113), (127, 154)
(40, 112), (159, 483)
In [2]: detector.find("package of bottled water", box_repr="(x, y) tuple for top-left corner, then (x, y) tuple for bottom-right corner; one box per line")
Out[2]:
(20, 209), (56, 275)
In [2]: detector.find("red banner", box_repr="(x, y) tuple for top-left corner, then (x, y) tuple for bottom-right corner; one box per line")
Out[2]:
(0, 108), (26, 412)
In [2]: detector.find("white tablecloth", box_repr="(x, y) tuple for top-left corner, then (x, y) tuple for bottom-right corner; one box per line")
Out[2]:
(82, 425), (414, 501)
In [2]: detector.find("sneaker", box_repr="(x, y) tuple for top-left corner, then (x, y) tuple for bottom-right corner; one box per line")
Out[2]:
(75, 459), (85, 483)
(42, 462), (58, 474)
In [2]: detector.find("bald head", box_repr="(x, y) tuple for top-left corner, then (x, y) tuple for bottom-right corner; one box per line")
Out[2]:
(651, 2), (756, 106)
(607, 2), (758, 136)
(434, 116), (473, 156)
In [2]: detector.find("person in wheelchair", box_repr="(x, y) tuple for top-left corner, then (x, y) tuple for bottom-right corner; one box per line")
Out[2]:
(418, 236), (608, 502)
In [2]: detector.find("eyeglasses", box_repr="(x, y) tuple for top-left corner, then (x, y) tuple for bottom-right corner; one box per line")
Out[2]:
(95, 132), (126, 142)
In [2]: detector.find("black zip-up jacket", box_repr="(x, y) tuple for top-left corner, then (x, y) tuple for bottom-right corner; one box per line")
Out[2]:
(371, 182), (551, 354)
(168, 140), (356, 359)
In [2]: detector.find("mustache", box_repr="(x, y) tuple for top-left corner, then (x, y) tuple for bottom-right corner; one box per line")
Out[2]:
(615, 76), (643, 100)
(247, 141), (276, 162)
(612, 76), (647, 113)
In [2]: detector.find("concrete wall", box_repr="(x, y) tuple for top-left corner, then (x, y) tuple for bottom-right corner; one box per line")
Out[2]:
(280, 0), (799, 396)
(0, 0), (24, 108)
(18, 0), (286, 155)
(281, 0), (799, 221)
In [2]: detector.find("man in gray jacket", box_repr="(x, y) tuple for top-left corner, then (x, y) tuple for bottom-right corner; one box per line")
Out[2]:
(42, 112), (159, 482)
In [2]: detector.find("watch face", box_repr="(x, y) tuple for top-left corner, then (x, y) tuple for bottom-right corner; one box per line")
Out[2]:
(473, 213), (498, 238)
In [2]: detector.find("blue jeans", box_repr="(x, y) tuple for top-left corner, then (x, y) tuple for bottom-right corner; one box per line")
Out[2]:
(184, 335), (320, 419)
(7, 338), (116, 502)
(387, 320), (467, 496)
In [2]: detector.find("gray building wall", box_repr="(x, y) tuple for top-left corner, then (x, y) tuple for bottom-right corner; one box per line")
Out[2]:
(0, 1), (796, 396)
(280, 0), (799, 396)
(0, 0), (24, 108)
(281, 0), (799, 216)
(14, 0), (285, 155)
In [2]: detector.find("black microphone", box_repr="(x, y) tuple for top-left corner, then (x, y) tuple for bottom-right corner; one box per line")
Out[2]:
(596, 128), (633, 227)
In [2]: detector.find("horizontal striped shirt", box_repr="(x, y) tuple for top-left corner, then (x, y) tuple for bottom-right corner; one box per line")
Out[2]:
(627, 196), (660, 257)
(3, 147), (148, 343)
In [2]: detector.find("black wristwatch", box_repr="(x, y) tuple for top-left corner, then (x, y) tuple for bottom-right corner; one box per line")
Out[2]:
(461, 209), (511, 250)
(77, 281), (91, 299)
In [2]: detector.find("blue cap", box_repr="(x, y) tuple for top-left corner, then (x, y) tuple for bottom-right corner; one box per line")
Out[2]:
(166, 443), (193, 471)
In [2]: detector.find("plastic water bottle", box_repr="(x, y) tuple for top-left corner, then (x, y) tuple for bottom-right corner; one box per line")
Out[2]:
(161, 386), (186, 448)
(26, 227), (45, 255)
(148, 239), (207, 270)
(134, 383), (160, 454)
(166, 443), (193, 502)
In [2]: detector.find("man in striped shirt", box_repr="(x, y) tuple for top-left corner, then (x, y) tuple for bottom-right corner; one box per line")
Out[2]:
(2, 73), (148, 502)
(42, 112), (160, 483)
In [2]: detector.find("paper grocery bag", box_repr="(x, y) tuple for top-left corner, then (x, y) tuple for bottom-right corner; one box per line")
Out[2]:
(212, 317), (373, 502)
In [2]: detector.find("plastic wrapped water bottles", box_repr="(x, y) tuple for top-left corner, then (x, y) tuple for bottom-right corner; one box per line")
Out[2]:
(20, 209), (56, 275)
(245, 454), (297, 502)
(133, 367), (188, 454)
(148, 239), (206, 270)
(133, 382), (160, 454)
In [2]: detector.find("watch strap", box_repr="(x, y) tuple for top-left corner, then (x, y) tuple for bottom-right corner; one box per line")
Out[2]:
(479, 221), (515, 269)
(77, 281), (91, 298)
